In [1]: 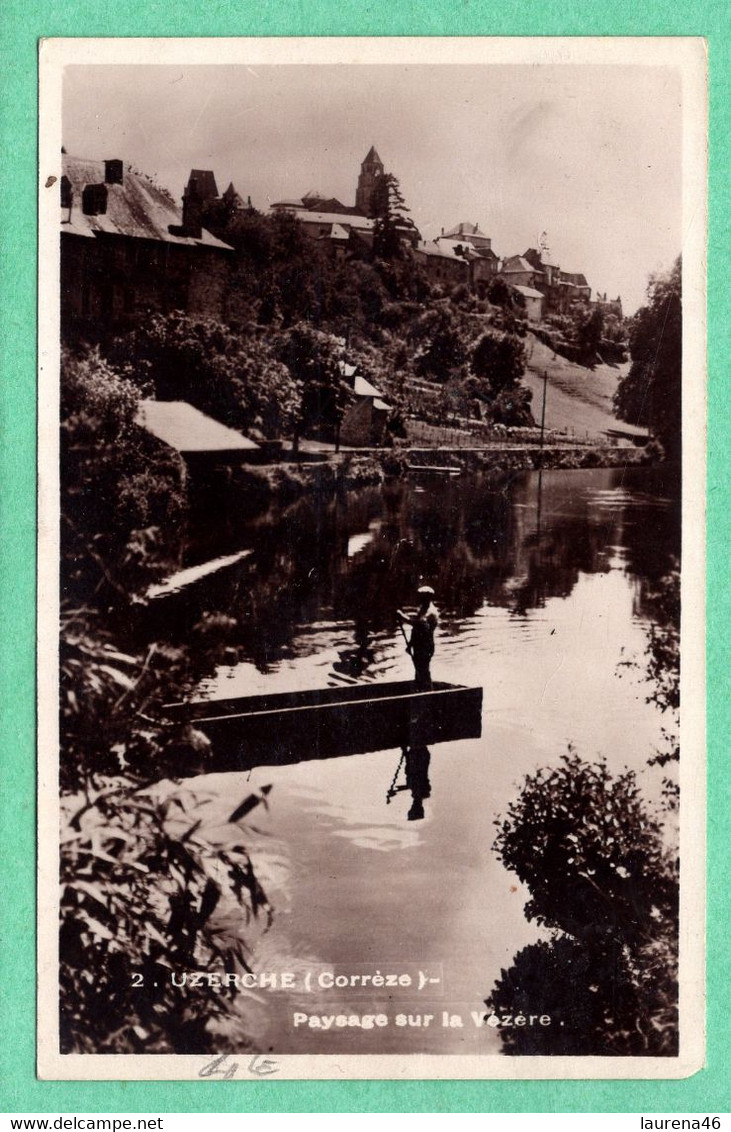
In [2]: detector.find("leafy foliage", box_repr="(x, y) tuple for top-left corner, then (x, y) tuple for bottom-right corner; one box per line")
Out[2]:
(414, 309), (468, 382)
(487, 750), (678, 1054)
(487, 933), (678, 1056)
(273, 323), (354, 440)
(60, 779), (272, 1054)
(472, 331), (526, 394)
(493, 750), (677, 945)
(61, 348), (187, 603)
(614, 257), (681, 459)
(60, 349), (272, 1052)
(108, 312), (302, 439)
(371, 173), (418, 260)
(576, 306), (604, 366)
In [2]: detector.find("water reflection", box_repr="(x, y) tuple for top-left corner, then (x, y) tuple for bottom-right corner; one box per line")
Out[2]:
(155, 466), (679, 1055)
(386, 746), (432, 821)
(149, 467), (679, 683)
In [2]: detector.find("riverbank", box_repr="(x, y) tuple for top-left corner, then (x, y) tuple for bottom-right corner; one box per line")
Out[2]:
(228, 442), (652, 509)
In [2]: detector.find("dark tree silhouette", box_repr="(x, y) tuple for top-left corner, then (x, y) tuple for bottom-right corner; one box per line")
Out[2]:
(472, 330), (526, 393)
(614, 256), (681, 460)
(371, 173), (418, 260)
(486, 750), (679, 1055)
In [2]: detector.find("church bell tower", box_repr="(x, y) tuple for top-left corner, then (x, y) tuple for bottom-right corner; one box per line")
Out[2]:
(355, 146), (384, 216)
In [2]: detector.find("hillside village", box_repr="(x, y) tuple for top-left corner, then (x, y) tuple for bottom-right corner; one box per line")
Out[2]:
(60, 144), (638, 469)
(55, 68), (684, 1065)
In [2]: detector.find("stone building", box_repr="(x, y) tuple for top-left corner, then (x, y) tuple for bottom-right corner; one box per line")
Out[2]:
(522, 247), (593, 313)
(511, 284), (545, 323)
(414, 239), (471, 285)
(60, 155), (233, 341)
(355, 146), (385, 217)
(435, 223), (500, 287)
(499, 254), (544, 290)
(270, 147), (418, 253)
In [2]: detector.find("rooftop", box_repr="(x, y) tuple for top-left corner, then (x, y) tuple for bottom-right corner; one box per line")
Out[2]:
(443, 222), (490, 240)
(501, 255), (537, 274)
(288, 209), (375, 230)
(61, 155), (232, 250)
(354, 374), (385, 399)
(416, 240), (471, 262)
(186, 169), (219, 199)
(512, 285), (545, 299)
(136, 400), (259, 454)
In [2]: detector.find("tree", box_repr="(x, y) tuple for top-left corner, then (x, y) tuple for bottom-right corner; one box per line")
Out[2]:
(614, 257), (681, 460)
(60, 348), (272, 1052)
(487, 749), (679, 1055)
(493, 750), (677, 947)
(414, 309), (467, 383)
(275, 324), (353, 442)
(371, 173), (418, 261)
(486, 276), (512, 308)
(471, 330), (526, 394)
(576, 305), (604, 366)
(108, 313), (302, 439)
(61, 348), (187, 603)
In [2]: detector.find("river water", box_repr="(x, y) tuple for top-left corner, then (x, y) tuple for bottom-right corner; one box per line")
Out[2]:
(170, 465), (680, 1056)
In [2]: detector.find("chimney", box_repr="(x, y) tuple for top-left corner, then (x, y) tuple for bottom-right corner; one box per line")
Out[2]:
(104, 159), (124, 185)
(82, 183), (108, 216)
(60, 175), (73, 213)
(182, 173), (203, 239)
(441, 227), (444, 236)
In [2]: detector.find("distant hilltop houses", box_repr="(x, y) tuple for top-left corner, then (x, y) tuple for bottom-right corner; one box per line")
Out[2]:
(59, 145), (622, 342)
(269, 146), (420, 257)
(415, 230), (621, 322)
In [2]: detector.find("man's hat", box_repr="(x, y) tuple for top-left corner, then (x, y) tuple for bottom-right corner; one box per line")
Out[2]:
(417, 585), (435, 596)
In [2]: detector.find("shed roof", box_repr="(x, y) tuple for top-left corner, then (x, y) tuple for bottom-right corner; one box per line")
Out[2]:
(61, 155), (232, 250)
(136, 401), (259, 454)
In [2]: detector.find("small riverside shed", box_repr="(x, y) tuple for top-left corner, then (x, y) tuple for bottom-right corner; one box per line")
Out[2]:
(340, 374), (392, 448)
(136, 400), (260, 468)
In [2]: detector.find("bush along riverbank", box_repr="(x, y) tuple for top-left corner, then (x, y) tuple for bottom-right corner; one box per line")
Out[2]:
(216, 442), (652, 514)
(60, 349), (274, 1054)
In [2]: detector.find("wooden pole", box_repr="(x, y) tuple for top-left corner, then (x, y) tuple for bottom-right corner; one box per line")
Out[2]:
(538, 369), (548, 468)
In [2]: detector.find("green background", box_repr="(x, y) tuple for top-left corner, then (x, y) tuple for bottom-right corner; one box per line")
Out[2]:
(1, 0), (728, 1114)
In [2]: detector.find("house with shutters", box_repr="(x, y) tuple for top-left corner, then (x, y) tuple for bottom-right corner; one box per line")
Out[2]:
(60, 154), (233, 342)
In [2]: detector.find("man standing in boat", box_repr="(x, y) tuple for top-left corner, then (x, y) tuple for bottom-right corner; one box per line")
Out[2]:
(398, 585), (439, 689)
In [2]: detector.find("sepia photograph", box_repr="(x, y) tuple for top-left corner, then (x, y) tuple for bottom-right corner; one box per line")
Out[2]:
(37, 37), (707, 1080)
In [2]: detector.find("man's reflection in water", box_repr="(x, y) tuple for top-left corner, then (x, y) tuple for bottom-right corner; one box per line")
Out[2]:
(388, 745), (432, 821)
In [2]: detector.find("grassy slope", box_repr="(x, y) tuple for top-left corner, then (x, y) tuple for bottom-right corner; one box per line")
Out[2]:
(522, 332), (646, 440)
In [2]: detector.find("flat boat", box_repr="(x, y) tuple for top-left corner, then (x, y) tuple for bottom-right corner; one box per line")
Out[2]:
(168, 680), (483, 772)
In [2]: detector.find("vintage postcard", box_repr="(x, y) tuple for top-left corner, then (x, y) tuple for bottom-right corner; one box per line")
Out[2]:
(37, 36), (707, 1080)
